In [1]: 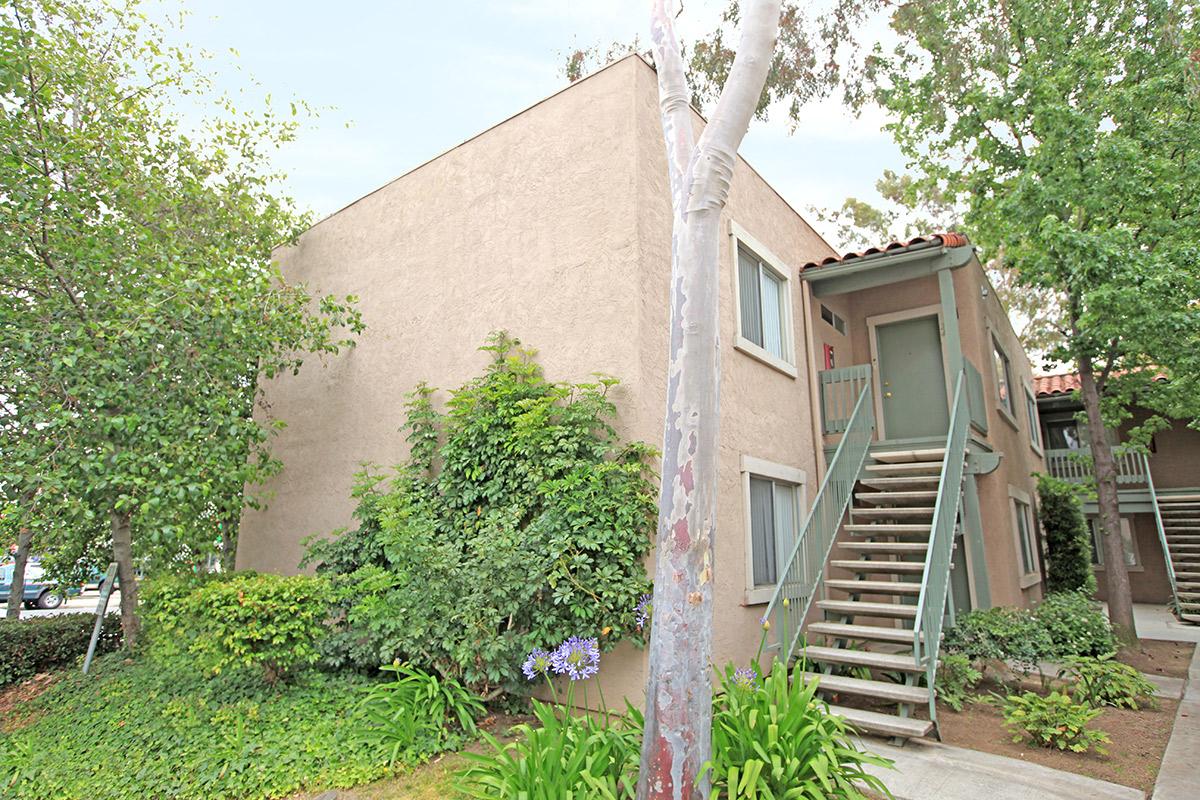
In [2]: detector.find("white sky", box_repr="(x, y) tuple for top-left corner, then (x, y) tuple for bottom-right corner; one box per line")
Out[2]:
(153, 0), (904, 249)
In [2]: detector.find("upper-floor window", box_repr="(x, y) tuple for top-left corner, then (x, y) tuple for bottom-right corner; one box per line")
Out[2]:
(992, 338), (1014, 416)
(738, 244), (791, 360)
(1024, 386), (1043, 452)
(820, 304), (847, 335)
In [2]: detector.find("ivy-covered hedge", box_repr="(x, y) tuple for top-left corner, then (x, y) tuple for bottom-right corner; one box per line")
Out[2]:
(1038, 475), (1097, 595)
(0, 613), (121, 687)
(304, 333), (656, 694)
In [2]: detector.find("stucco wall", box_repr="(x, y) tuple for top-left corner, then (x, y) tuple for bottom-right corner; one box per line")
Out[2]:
(1123, 411), (1200, 491)
(1089, 513), (1173, 604)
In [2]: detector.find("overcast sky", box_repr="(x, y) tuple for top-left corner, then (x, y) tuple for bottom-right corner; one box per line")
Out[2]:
(153, 1), (903, 250)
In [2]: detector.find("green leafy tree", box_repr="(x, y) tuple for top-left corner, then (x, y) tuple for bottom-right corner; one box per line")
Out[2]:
(0, 0), (363, 646)
(865, 0), (1200, 642)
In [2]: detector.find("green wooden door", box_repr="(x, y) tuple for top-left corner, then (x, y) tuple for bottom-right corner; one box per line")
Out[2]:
(876, 315), (949, 439)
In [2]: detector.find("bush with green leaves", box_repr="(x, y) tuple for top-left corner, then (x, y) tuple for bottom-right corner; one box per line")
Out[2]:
(1057, 654), (1157, 710)
(356, 661), (485, 765)
(0, 613), (122, 687)
(706, 660), (894, 799)
(1034, 591), (1116, 659)
(0, 654), (392, 800)
(142, 571), (331, 684)
(935, 653), (982, 712)
(1001, 690), (1110, 753)
(304, 333), (655, 693)
(1037, 476), (1097, 595)
(943, 605), (1054, 672)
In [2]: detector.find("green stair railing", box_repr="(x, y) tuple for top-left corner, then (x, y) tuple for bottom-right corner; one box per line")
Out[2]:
(911, 370), (969, 729)
(765, 372), (875, 663)
(1143, 453), (1180, 613)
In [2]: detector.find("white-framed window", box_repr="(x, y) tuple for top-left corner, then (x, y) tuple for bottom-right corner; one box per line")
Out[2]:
(1009, 486), (1041, 588)
(1024, 386), (1043, 453)
(992, 337), (1014, 418)
(1090, 517), (1140, 570)
(820, 304), (847, 335)
(731, 222), (796, 377)
(741, 456), (806, 604)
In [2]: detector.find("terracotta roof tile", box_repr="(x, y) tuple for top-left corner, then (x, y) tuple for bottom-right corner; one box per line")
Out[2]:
(1034, 372), (1081, 397)
(802, 233), (971, 271)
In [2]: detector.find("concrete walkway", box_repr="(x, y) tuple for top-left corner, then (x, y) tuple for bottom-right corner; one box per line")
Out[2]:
(1151, 641), (1200, 800)
(860, 737), (1142, 800)
(1130, 603), (1200, 644)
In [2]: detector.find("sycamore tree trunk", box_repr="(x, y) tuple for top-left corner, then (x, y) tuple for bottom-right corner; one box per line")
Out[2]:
(5, 526), (33, 620)
(110, 510), (140, 649)
(1077, 358), (1137, 644)
(637, 3), (780, 799)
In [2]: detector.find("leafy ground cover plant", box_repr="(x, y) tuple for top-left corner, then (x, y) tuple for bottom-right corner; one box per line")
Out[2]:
(935, 653), (982, 712)
(303, 333), (655, 693)
(707, 660), (894, 799)
(143, 572), (331, 684)
(1001, 690), (1110, 754)
(357, 661), (484, 765)
(1057, 654), (1157, 710)
(1033, 591), (1116, 659)
(943, 605), (1054, 673)
(0, 655), (392, 800)
(0, 613), (121, 687)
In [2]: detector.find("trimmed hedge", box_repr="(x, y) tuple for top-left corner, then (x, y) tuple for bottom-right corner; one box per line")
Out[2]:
(0, 613), (122, 687)
(1038, 475), (1097, 595)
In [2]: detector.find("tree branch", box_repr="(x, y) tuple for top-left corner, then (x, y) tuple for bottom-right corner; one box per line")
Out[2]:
(649, 0), (696, 218)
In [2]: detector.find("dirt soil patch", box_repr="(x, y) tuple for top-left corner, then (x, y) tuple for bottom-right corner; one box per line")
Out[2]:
(1117, 639), (1194, 679)
(937, 694), (1179, 794)
(0, 672), (57, 732)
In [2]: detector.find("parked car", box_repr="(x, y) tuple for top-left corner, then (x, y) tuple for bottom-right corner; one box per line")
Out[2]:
(0, 563), (76, 610)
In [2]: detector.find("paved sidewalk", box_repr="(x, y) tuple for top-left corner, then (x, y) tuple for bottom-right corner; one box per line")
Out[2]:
(1151, 641), (1199, 800)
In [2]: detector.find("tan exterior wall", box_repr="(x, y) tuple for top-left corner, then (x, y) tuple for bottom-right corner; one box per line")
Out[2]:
(1090, 513), (1173, 605)
(1123, 411), (1200, 491)
(238, 55), (836, 707)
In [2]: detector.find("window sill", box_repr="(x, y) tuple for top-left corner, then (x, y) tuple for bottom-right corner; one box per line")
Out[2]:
(743, 587), (775, 606)
(1030, 441), (1044, 458)
(1093, 564), (1144, 573)
(996, 404), (1020, 431)
(734, 337), (798, 378)
(1018, 572), (1042, 589)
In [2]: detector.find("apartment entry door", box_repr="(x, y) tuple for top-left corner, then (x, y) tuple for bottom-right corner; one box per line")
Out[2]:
(874, 314), (950, 439)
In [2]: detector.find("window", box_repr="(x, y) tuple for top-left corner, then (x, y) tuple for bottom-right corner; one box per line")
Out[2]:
(820, 304), (847, 335)
(1024, 387), (1043, 452)
(741, 456), (805, 603)
(1045, 418), (1084, 450)
(992, 338), (1014, 416)
(732, 225), (796, 376)
(1090, 518), (1139, 568)
(1009, 487), (1041, 587)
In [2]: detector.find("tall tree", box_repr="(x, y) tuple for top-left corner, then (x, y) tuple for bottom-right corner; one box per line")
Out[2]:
(0, 0), (363, 646)
(865, 0), (1200, 641)
(638, 2), (780, 799)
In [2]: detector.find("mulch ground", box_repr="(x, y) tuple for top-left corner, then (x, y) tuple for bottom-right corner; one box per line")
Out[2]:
(1116, 639), (1194, 679)
(0, 672), (57, 733)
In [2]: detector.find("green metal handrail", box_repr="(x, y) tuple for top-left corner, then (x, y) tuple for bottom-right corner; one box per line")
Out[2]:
(1143, 453), (1180, 612)
(819, 365), (873, 435)
(765, 375), (875, 663)
(911, 370), (969, 727)
(1044, 446), (1148, 485)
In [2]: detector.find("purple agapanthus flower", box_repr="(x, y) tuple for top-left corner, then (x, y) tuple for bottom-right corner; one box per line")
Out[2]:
(522, 647), (553, 681)
(732, 667), (759, 691)
(635, 594), (653, 630)
(551, 636), (601, 681)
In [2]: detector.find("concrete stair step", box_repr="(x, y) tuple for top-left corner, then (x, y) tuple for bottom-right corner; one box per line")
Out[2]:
(831, 559), (927, 574)
(870, 448), (946, 464)
(827, 704), (934, 739)
(840, 541), (931, 555)
(808, 621), (922, 644)
(1163, 519), (1200, 526)
(818, 599), (918, 619)
(802, 671), (929, 705)
(825, 579), (922, 596)
(855, 491), (938, 506)
(801, 644), (923, 673)
(853, 506), (936, 518)
(859, 475), (941, 490)
(864, 462), (943, 476)
(1168, 543), (1200, 550)
(1180, 614), (1200, 624)
(844, 523), (931, 536)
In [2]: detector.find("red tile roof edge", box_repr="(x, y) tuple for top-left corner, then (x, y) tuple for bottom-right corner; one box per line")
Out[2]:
(1033, 372), (1081, 397)
(801, 233), (971, 271)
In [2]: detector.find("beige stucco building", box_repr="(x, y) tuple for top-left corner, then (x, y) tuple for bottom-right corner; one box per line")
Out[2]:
(238, 55), (1048, 739)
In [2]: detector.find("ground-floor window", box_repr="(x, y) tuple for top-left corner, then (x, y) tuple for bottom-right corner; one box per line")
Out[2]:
(1089, 516), (1140, 569)
(1009, 486), (1042, 588)
(741, 456), (806, 604)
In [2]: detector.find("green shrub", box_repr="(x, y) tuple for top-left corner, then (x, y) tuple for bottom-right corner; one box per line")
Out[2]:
(1001, 690), (1110, 753)
(706, 660), (894, 799)
(935, 653), (982, 712)
(0, 613), (122, 687)
(457, 699), (642, 799)
(303, 333), (655, 693)
(943, 606), (1054, 672)
(1034, 591), (1116, 659)
(1058, 654), (1157, 710)
(0, 655), (391, 800)
(356, 661), (485, 765)
(143, 571), (331, 684)
(1038, 476), (1097, 595)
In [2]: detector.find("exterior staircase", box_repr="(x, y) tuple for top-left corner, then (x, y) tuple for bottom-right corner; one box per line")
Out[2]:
(1158, 495), (1200, 623)
(764, 366), (971, 742)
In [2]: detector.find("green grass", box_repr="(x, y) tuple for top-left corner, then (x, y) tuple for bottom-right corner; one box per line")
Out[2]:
(0, 654), (396, 800)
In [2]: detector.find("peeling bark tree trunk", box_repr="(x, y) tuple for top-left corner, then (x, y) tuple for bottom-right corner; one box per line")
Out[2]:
(5, 526), (33, 620)
(637, 3), (780, 799)
(110, 510), (140, 649)
(1077, 359), (1137, 644)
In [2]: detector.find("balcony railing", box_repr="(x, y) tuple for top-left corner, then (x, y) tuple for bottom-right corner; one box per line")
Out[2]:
(1044, 446), (1148, 485)
(819, 365), (872, 435)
